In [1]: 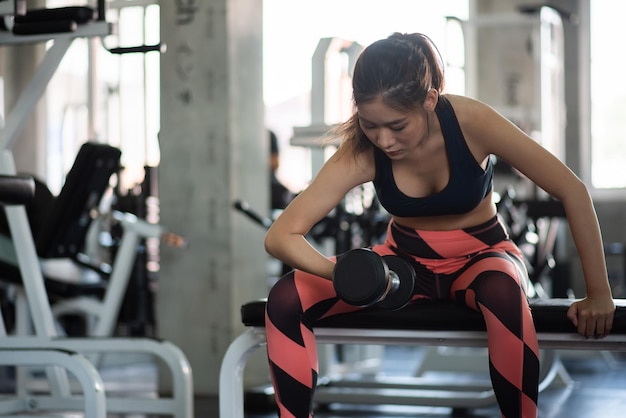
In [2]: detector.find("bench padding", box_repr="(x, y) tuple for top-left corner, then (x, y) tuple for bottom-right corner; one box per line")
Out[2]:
(0, 175), (35, 205)
(241, 298), (626, 334)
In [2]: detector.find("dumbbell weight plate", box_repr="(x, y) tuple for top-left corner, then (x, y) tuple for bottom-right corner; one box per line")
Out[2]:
(333, 248), (389, 307)
(377, 256), (415, 310)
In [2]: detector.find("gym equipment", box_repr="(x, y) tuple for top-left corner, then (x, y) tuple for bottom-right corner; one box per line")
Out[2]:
(233, 196), (390, 250)
(0, 3), (194, 416)
(0, 150), (193, 415)
(220, 298), (626, 418)
(0, 1), (25, 17)
(233, 200), (273, 229)
(0, 174), (34, 205)
(99, 1), (165, 55)
(0, 173), (107, 417)
(0, 143), (186, 339)
(0, 143), (121, 328)
(333, 248), (415, 310)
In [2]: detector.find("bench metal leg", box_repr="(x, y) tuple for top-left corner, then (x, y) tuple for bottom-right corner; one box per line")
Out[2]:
(219, 329), (267, 418)
(219, 326), (617, 417)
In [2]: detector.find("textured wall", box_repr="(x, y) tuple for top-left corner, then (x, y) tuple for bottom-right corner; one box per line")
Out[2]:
(158, 0), (268, 394)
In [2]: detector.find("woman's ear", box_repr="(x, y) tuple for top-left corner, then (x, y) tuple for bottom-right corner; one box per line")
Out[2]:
(423, 88), (439, 112)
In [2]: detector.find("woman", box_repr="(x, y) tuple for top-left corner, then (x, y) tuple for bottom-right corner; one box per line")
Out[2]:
(263, 32), (615, 418)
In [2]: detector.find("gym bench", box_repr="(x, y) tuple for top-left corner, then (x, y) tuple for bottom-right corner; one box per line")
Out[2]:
(219, 297), (626, 418)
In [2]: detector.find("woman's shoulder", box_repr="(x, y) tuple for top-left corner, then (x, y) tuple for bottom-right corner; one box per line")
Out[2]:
(328, 140), (376, 180)
(443, 94), (502, 128)
(442, 93), (483, 112)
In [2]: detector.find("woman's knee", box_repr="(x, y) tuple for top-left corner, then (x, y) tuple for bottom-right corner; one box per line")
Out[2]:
(474, 271), (525, 302)
(266, 272), (302, 317)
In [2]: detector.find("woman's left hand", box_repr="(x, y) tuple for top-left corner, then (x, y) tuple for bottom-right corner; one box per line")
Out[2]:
(566, 296), (616, 338)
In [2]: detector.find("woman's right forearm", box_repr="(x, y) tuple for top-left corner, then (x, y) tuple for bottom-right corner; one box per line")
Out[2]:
(265, 233), (335, 280)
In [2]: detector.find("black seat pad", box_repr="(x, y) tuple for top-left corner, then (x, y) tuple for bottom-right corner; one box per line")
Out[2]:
(241, 298), (626, 334)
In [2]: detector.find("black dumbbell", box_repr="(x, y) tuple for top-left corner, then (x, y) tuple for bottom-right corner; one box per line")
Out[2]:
(332, 248), (415, 310)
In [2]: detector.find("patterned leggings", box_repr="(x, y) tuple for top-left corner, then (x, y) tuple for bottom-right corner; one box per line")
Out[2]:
(265, 216), (539, 418)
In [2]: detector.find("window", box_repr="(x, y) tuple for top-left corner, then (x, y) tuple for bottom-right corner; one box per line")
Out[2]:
(589, 1), (626, 189)
(46, 0), (160, 194)
(263, 0), (469, 192)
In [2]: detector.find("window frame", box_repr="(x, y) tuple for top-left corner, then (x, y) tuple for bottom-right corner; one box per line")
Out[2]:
(579, 0), (626, 200)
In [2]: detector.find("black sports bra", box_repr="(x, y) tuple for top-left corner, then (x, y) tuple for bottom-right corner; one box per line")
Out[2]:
(373, 95), (493, 217)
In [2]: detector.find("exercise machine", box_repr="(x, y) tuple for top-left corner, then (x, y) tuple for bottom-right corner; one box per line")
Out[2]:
(0, 2), (193, 416)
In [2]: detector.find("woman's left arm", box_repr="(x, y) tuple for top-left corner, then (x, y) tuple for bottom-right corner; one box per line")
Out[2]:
(456, 96), (616, 338)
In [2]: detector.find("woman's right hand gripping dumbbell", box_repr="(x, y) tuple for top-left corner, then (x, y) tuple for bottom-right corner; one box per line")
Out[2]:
(332, 248), (415, 310)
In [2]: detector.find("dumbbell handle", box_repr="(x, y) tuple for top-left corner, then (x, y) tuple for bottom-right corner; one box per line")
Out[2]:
(384, 270), (400, 299)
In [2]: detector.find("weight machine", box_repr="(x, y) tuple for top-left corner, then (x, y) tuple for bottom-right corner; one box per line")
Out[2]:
(0, 1), (193, 416)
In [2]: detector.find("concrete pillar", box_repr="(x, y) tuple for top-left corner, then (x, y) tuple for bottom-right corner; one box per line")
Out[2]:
(0, 28), (47, 178)
(158, 1), (268, 394)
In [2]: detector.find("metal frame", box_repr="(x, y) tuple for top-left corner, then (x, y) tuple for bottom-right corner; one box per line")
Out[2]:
(219, 325), (626, 418)
(0, 347), (106, 417)
(0, 11), (194, 418)
(0, 337), (193, 417)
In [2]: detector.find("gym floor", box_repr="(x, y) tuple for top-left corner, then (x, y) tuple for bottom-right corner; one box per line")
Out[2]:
(192, 346), (626, 418)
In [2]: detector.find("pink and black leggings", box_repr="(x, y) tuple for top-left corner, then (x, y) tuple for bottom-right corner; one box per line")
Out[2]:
(265, 216), (540, 418)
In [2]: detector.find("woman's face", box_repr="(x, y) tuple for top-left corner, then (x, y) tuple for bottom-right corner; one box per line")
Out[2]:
(357, 96), (429, 160)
